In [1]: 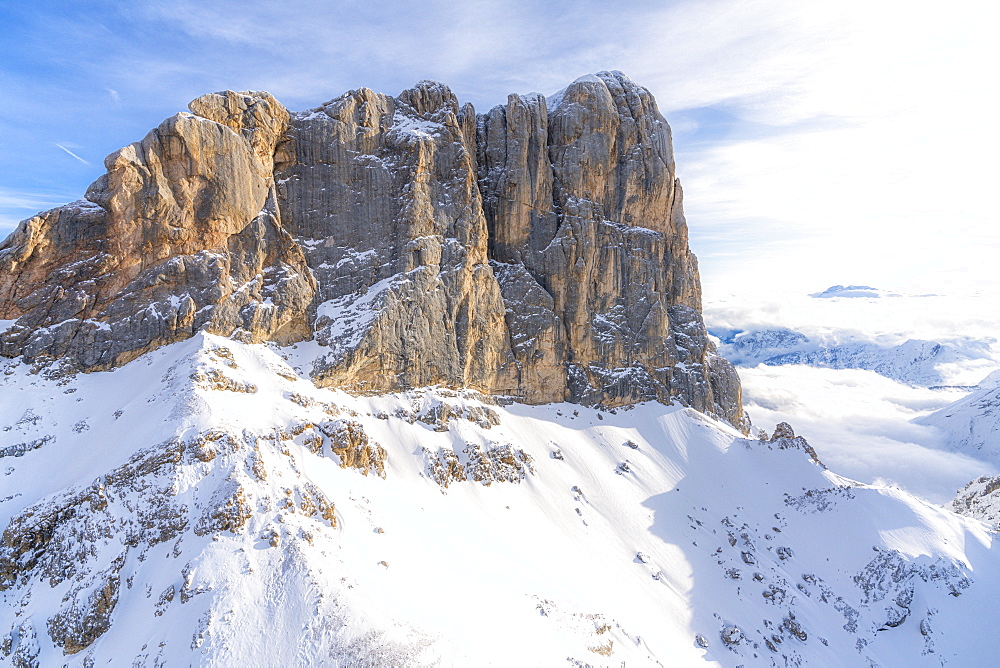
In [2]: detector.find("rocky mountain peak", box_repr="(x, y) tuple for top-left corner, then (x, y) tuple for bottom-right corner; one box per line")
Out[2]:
(395, 79), (461, 118)
(0, 74), (746, 431)
(187, 90), (291, 170)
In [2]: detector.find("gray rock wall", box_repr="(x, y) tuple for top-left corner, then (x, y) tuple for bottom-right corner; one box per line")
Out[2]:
(0, 74), (746, 430)
(477, 72), (744, 428)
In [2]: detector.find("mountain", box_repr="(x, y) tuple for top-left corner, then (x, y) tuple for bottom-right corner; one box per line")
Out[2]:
(713, 326), (992, 387)
(2, 73), (999, 666)
(0, 72), (743, 431)
(2, 334), (998, 666)
(810, 285), (885, 298)
(917, 370), (1000, 462)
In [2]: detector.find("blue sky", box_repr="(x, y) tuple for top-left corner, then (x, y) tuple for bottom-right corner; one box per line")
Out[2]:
(2, 0), (997, 296)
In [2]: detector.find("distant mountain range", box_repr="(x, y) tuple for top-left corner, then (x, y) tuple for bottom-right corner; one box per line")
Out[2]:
(712, 326), (992, 387)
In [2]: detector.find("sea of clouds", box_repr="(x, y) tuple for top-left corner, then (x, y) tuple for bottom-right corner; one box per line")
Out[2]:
(705, 288), (1000, 505)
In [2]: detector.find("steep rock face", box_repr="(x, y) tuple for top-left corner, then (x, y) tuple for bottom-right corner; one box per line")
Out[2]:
(477, 71), (742, 427)
(0, 91), (314, 368)
(275, 82), (518, 396)
(0, 75), (745, 430)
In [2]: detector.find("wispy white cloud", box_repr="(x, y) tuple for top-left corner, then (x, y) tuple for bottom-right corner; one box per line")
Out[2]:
(707, 288), (1000, 503)
(0, 187), (68, 212)
(0, 216), (21, 234)
(706, 292), (1000, 358)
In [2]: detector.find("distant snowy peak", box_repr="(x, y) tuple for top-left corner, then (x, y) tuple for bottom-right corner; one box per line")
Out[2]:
(810, 285), (939, 299)
(713, 326), (993, 387)
(976, 369), (1000, 390)
(811, 285), (885, 298)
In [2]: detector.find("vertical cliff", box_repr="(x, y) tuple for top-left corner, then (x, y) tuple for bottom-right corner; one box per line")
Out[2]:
(274, 82), (518, 396)
(0, 74), (746, 430)
(478, 72), (743, 427)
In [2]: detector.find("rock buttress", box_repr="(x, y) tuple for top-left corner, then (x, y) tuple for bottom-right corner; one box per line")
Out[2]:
(274, 81), (519, 396)
(0, 91), (314, 368)
(477, 71), (746, 429)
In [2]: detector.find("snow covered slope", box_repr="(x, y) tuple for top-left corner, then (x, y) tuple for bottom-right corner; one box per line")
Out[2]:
(2, 335), (999, 666)
(918, 371), (1000, 463)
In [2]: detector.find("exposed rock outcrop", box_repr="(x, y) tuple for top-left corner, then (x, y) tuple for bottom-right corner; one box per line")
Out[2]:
(951, 474), (1000, 523)
(0, 73), (746, 430)
(276, 82), (518, 396)
(0, 91), (314, 369)
(478, 72), (738, 425)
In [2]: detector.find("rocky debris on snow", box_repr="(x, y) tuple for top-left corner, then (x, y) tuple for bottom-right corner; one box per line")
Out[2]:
(414, 399), (501, 432)
(319, 420), (387, 478)
(762, 422), (823, 466)
(46, 567), (121, 654)
(854, 547), (972, 622)
(3, 621), (40, 666)
(784, 485), (857, 513)
(422, 441), (533, 488)
(951, 474), (1000, 523)
(0, 434), (53, 459)
(720, 624), (745, 647)
(194, 481), (253, 536)
(0, 420), (349, 656)
(191, 368), (258, 394)
(464, 443), (534, 485)
(422, 447), (467, 488)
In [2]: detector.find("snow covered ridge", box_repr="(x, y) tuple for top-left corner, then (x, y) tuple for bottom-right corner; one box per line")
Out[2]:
(2, 335), (999, 666)
(917, 372), (1000, 464)
(712, 325), (993, 387)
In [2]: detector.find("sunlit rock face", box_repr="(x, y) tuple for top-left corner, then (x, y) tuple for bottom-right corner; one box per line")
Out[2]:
(0, 73), (745, 430)
(0, 91), (314, 368)
(275, 81), (519, 398)
(478, 71), (742, 427)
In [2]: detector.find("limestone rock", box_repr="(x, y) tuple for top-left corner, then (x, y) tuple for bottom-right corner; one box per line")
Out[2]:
(477, 71), (745, 428)
(0, 76), (745, 430)
(951, 475), (1000, 523)
(275, 81), (518, 396)
(0, 91), (314, 368)
(187, 90), (291, 171)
